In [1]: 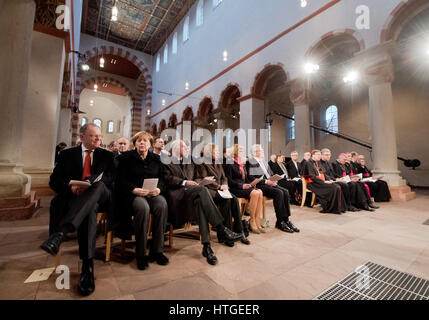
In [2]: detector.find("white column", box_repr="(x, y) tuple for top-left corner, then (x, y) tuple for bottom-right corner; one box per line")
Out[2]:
(357, 42), (406, 186)
(290, 78), (311, 158)
(0, 0), (35, 197)
(22, 31), (66, 186)
(238, 95), (268, 155)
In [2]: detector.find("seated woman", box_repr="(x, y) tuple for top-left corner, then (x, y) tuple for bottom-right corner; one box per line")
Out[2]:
(114, 131), (169, 271)
(196, 144), (250, 247)
(302, 150), (347, 214)
(223, 144), (264, 234)
(356, 155), (391, 202)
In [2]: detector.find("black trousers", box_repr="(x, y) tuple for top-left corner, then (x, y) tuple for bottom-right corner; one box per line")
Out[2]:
(258, 184), (291, 222)
(132, 195), (168, 257)
(213, 193), (243, 233)
(185, 186), (224, 244)
(277, 179), (300, 203)
(62, 182), (111, 260)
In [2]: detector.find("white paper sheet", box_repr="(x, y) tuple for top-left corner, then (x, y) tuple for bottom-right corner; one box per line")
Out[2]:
(142, 178), (159, 191)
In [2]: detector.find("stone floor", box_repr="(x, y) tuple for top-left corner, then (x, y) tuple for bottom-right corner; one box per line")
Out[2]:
(0, 190), (428, 300)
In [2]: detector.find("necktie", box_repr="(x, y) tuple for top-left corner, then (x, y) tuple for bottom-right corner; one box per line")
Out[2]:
(259, 160), (270, 178)
(82, 150), (92, 180)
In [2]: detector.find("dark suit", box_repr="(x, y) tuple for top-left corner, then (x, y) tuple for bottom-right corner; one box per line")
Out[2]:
(196, 163), (243, 233)
(49, 145), (114, 260)
(223, 161), (255, 199)
(246, 157), (291, 222)
(164, 158), (223, 244)
(270, 161), (300, 204)
(286, 160), (302, 179)
(114, 150), (167, 257)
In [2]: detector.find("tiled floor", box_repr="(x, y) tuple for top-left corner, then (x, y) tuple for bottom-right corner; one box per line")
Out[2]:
(0, 190), (428, 300)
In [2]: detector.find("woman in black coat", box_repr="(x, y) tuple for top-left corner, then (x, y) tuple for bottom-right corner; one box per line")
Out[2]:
(114, 131), (168, 270)
(223, 144), (264, 234)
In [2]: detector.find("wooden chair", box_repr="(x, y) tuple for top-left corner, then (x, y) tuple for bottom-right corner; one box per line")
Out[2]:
(237, 198), (249, 217)
(301, 177), (316, 208)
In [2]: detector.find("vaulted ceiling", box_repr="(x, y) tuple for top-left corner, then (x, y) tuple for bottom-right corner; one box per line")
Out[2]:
(81, 0), (197, 55)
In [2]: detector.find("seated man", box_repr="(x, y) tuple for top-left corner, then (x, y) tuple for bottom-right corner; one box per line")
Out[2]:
(286, 151), (303, 179)
(152, 137), (165, 157)
(116, 137), (130, 155)
(269, 155), (300, 205)
(356, 155), (391, 202)
(41, 124), (115, 296)
(163, 140), (243, 266)
(247, 144), (300, 233)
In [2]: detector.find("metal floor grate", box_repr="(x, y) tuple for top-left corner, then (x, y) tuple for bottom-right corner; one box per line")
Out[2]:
(315, 261), (429, 300)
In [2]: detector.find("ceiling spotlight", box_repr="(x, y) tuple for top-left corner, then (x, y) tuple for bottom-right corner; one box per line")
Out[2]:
(223, 50), (228, 62)
(93, 84), (98, 92)
(147, 109), (151, 116)
(111, 4), (118, 21)
(162, 99), (166, 106)
(90, 100), (94, 106)
(185, 82), (189, 90)
(304, 62), (319, 74)
(343, 71), (359, 83)
(214, 119), (218, 123)
(81, 63), (90, 71)
(300, 0), (307, 7)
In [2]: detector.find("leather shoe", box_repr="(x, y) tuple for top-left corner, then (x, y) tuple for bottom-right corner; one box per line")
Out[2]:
(286, 220), (300, 233)
(275, 221), (294, 233)
(368, 203), (379, 209)
(348, 206), (360, 212)
(148, 252), (169, 266)
(77, 267), (95, 296)
(40, 232), (64, 256)
(136, 256), (149, 270)
(217, 226), (242, 243)
(202, 245), (218, 265)
(362, 205), (375, 212)
(240, 232), (251, 245)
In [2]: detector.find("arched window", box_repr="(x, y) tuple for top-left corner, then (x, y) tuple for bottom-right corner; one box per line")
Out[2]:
(93, 118), (102, 129)
(172, 32), (178, 54)
(183, 16), (190, 42)
(325, 105), (338, 133)
(107, 120), (114, 133)
(156, 54), (160, 72)
(288, 114), (295, 140)
(81, 117), (87, 126)
(163, 44), (168, 64)
(213, 0), (222, 9)
(196, 0), (204, 26)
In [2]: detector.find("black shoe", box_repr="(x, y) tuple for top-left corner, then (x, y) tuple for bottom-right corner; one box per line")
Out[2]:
(77, 266), (95, 296)
(368, 203), (379, 209)
(362, 205), (375, 212)
(240, 232), (251, 245)
(241, 220), (250, 238)
(40, 232), (64, 256)
(286, 220), (300, 233)
(148, 252), (169, 266)
(217, 226), (242, 243)
(224, 241), (235, 247)
(136, 256), (149, 270)
(348, 206), (360, 212)
(202, 245), (218, 265)
(217, 231), (235, 247)
(244, 210), (250, 217)
(275, 221), (294, 233)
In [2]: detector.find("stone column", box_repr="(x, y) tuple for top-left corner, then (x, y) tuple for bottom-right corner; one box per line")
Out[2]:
(290, 78), (311, 158)
(237, 94), (268, 156)
(357, 41), (406, 187)
(0, 0), (35, 197)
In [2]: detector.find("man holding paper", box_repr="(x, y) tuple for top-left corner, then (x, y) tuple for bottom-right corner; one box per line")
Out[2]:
(196, 144), (250, 247)
(114, 131), (169, 271)
(247, 145), (300, 234)
(356, 155), (391, 202)
(41, 124), (115, 296)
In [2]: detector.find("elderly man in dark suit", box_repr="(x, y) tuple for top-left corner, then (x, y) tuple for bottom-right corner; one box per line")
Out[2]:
(41, 124), (115, 296)
(163, 140), (242, 265)
(247, 145), (300, 234)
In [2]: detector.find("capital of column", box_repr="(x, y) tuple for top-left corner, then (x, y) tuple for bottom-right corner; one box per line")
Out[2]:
(354, 41), (397, 86)
(289, 78), (310, 106)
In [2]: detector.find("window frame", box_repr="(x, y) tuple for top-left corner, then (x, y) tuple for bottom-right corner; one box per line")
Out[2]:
(325, 105), (339, 134)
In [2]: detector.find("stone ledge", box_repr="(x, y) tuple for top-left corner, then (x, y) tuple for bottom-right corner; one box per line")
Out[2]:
(0, 191), (40, 220)
(31, 184), (54, 196)
(389, 185), (416, 202)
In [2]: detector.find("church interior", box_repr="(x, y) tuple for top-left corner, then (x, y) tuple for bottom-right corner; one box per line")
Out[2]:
(0, 0), (429, 301)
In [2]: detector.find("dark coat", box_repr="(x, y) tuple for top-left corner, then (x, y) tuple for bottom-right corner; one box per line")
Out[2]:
(113, 149), (165, 239)
(269, 161), (282, 176)
(163, 158), (198, 227)
(320, 160), (336, 181)
(331, 161), (348, 179)
(286, 160), (302, 179)
(246, 157), (273, 187)
(195, 163), (228, 198)
(49, 145), (115, 234)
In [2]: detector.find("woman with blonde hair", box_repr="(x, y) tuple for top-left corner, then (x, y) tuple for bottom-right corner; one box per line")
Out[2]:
(223, 144), (264, 234)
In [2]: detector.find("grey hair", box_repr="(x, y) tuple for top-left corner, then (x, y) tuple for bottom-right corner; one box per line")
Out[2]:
(80, 123), (100, 135)
(251, 144), (262, 155)
(321, 148), (331, 154)
(171, 139), (184, 157)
